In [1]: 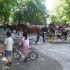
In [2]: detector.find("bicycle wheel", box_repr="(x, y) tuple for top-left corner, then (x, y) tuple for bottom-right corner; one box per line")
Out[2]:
(13, 50), (21, 60)
(29, 52), (38, 60)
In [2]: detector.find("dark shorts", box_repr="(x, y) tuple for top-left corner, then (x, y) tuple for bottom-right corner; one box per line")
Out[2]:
(5, 51), (12, 57)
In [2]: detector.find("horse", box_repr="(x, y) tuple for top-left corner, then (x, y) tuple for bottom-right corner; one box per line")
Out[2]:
(15, 24), (45, 43)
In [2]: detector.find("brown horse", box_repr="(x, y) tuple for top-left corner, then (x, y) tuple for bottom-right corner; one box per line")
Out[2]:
(15, 24), (45, 43)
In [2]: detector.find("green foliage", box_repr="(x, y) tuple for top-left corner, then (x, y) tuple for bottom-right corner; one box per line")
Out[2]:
(14, 11), (23, 24)
(50, 0), (70, 25)
(14, 0), (48, 25)
(0, 0), (48, 25)
(0, 0), (19, 23)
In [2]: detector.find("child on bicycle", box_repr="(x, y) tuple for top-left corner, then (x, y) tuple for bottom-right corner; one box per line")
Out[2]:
(19, 31), (29, 62)
(3, 31), (14, 66)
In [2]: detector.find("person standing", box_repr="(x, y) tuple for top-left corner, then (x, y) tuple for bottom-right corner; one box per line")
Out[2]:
(3, 31), (14, 66)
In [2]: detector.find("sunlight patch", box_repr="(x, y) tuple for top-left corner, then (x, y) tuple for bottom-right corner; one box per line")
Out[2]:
(40, 58), (45, 61)
(48, 49), (59, 52)
(1, 57), (8, 62)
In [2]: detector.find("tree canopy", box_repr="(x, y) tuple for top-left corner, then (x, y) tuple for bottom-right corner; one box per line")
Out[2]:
(0, 0), (48, 25)
(50, 0), (70, 25)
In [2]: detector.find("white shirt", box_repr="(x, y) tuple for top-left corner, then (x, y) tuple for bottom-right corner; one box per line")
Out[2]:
(4, 37), (14, 51)
(22, 37), (29, 46)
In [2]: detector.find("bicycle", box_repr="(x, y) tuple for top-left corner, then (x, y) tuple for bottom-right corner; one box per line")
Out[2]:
(13, 44), (38, 60)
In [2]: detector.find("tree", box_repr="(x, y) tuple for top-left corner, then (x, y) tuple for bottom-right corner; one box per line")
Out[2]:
(0, 0), (48, 26)
(0, 0), (19, 23)
(14, 0), (48, 25)
(50, 0), (70, 25)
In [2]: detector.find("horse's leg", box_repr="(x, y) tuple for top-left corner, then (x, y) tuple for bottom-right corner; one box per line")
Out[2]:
(4, 24), (6, 31)
(42, 33), (45, 43)
(35, 35), (40, 44)
(66, 31), (68, 40)
(15, 29), (17, 33)
(17, 31), (19, 35)
(64, 31), (68, 40)
(10, 27), (13, 33)
(16, 30), (19, 35)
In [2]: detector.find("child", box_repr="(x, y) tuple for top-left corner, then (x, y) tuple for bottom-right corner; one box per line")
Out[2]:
(3, 31), (14, 66)
(19, 31), (29, 62)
